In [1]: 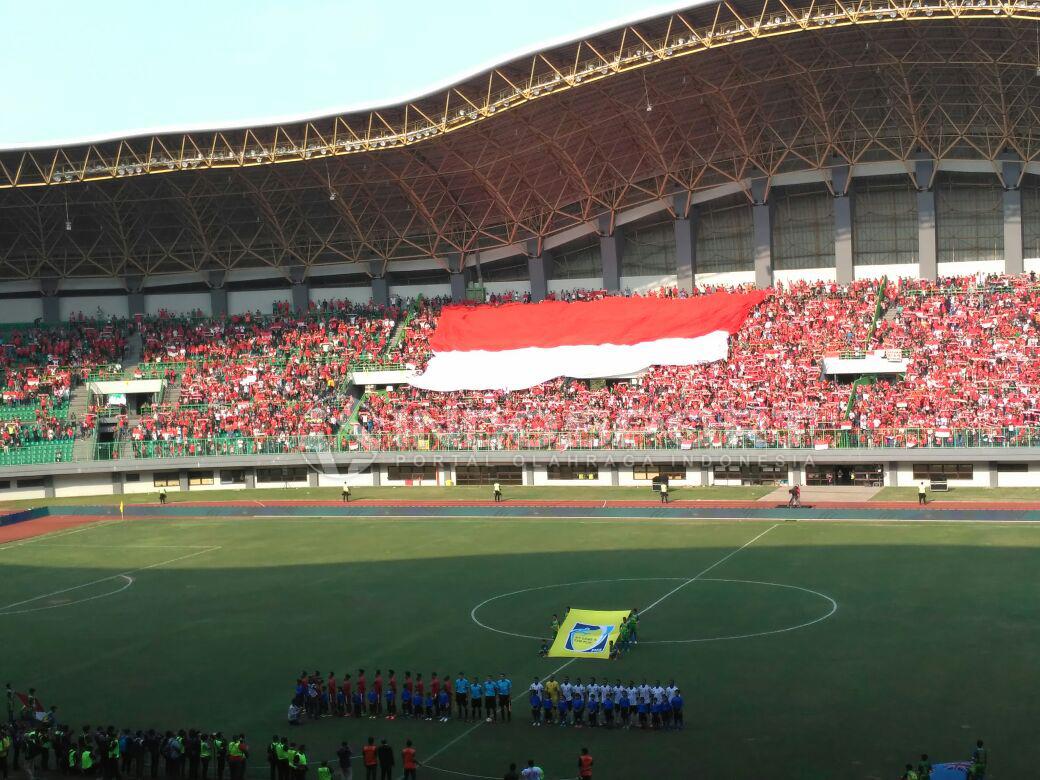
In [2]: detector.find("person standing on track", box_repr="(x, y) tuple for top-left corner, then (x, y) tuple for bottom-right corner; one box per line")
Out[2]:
(375, 740), (393, 780)
(918, 481), (927, 505)
(159, 488), (167, 505)
(400, 741), (418, 780)
(577, 748), (593, 780)
(493, 482), (502, 502)
(361, 739), (376, 780)
(659, 482), (668, 503)
(341, 484), (350, 502)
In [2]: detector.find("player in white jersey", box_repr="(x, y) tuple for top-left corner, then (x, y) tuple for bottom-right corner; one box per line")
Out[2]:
(589, 680), (603, 703)
(573, 680), (586, 700)
(651, 683), (666, 704)
(665, 680), (678, 700)
(529, 678), (544, 697)
(560, 680), (573, 702)
(638, 681), (651, 702)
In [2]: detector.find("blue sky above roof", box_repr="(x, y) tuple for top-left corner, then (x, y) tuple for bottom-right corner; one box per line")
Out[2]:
(1, 0), (678, 148)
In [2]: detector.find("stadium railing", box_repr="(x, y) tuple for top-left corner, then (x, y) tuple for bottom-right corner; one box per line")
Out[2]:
(89, 426), (1040, 460)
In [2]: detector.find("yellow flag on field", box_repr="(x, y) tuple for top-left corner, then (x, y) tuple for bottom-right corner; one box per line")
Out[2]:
(119, 501), (124, 519)
(548, 609), (631, 659)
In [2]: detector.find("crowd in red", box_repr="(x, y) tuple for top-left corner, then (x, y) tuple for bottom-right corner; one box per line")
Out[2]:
(359, 280), (877, 445)
(850, 274), (1040, 436)
(0, 275), (1038, 458)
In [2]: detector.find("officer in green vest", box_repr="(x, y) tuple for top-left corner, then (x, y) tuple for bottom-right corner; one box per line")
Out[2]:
(274, 737), (289, 780)
(292, 745), (307, 780)
(970, 739), (988, 779)
(316, 760), (332, 780)
(40, 728), (53, 772)
(214, 733), (227, 780)
(67, 743), (79, 776)
(227, 734), (247, 780)
(285, 744), (298, 780)
(267, 736), (279, 780)
(0, 729), (11, 779)
(81, 745), (95, 777)
(200, 734), (212, 780)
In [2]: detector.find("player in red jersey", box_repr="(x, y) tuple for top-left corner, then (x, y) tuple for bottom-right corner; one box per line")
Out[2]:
(430, 674), (440, 717)
(356, 669), (367, 713)
(327, 673), (337, 716)
(340, 675), (352, 718)
(373, 671), (383, 716)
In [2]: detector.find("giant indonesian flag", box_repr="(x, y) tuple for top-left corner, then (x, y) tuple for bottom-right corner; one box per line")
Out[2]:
(409, 290), (769, 392)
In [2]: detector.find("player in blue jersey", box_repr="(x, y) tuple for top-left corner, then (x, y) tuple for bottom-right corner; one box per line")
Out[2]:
(587, 694), (599, 727)
(454, 674), (469, 721)
(497, 674), (512, 722)
(469, 677), (482, 721)
(571, 692), (585, 728)
(557, 693), (570, 727)
(529, 689), (542, 726)
(602, 693), (614, 729)
(483, 678), (498, 722)
(542, 691), (554, 725)
(670, 689), (683, 729)
(437, 688), (450, 722)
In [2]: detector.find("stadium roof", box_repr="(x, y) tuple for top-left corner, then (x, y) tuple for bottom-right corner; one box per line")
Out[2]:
(2, 0), (1040, 281)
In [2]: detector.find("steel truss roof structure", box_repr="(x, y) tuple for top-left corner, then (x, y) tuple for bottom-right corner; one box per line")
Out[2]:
(3, 0), (1040, 281)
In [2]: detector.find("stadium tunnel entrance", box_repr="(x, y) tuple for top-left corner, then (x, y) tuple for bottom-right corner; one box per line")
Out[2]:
(805, 463), (883, 487)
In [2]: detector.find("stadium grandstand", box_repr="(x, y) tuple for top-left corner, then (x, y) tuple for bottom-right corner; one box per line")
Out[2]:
(3, 0), (1040, 499)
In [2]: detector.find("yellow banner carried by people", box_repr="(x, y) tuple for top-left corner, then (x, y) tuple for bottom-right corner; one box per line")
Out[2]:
(548, 609), (631, 659)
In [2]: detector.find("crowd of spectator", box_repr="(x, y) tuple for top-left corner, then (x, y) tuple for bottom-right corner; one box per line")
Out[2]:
(359, 279), (878, 445)
(1, 274), (1039, 460)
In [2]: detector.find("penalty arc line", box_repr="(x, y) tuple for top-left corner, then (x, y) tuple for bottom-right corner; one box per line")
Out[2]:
(418, 522), (781, 780)
(0, 546), (222, 613)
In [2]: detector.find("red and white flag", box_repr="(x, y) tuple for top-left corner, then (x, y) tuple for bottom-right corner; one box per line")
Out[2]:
(409, 291), (768, 392)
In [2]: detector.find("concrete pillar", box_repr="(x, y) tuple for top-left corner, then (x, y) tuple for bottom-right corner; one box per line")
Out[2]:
(372, 465), (382, 487)
(369, 259), (389, 307)
(790, 462), (803, 486)
(609, 464), (620, 486)
(41, 278), (60, 323)
(308, 470), (319, 488)
(43, 475), (55, 499)
(914, 158), (937, 281)
(831, 164), (853, 284)
(700, 464), (710, 486)
(524, 463), (535, 486)
(527, 243), (549, 302)
(750, 175), (773, 288)
(208, 271), (228, 317)
(673, 194), (699, 293)
(288, 266), (309, 314)
(179, 471), (189, 492)
(447, 252), (466, 302)
(888, 462), (899, 488)
(1001, 157), (1024, 275)
(989, 462), (999, 488)
(598, 216), (623, 292)
(450, 272), (466, 302)
(126, 275), (145, 317)
(244, 470), (256, 489)
(112, 472), (124, 495)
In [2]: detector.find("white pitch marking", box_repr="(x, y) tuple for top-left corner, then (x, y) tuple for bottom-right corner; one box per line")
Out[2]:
(419, 523), (780, 778)
(0, 518), (124, 550)
(642, 523), (779, 613)
(0, 545), (220, 613)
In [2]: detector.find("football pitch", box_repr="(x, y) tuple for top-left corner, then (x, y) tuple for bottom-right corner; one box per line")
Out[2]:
(3, 512), (1039, 779)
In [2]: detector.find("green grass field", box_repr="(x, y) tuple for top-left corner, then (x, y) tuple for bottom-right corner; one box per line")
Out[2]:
(4, 513), (1038, 779)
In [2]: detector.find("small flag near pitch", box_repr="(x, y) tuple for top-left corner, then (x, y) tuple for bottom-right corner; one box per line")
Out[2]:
(548, 609), (631, 659)
(119, 500), (124, 519)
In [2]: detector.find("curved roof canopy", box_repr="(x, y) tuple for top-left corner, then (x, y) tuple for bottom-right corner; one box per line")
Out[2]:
(1, 0), (1039, 280)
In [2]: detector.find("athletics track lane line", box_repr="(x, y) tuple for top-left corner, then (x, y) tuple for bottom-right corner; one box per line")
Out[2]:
(415, 522), (781, 779)
(0, 545), (222, 612)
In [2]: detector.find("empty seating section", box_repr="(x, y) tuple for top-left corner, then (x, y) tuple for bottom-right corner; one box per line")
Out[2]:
(0, 276), (1038, 464)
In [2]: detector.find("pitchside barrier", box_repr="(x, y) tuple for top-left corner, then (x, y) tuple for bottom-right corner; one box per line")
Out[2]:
(89, 426), (1040, 461)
